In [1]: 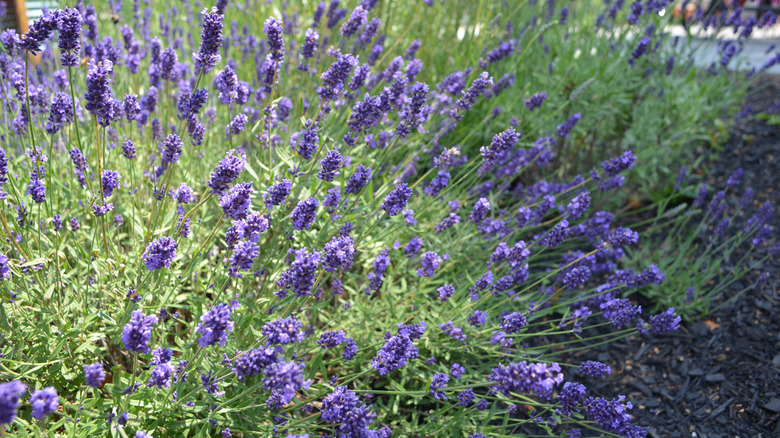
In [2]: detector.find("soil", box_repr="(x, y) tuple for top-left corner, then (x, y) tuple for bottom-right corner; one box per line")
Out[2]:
(578, 75), (780, 437)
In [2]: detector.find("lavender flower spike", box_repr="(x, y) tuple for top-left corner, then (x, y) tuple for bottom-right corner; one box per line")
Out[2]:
(381, 184), (413, 216)
(58, 8), (82, 67)
(193, 7), (224, 74)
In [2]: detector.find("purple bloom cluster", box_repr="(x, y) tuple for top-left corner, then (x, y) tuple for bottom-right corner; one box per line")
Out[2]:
(262, 316), (305, 345)
(0, 381), (26, 424)
(381, 184), (413, 216)
(290, 198), (319, 230)
(277, 248), (320, 298)
(197, 303), (234, 347)
(429, 373), (449, 400)
(30, 387), (59, 420)
(524, 92), (548, 111)
(346, 165), (372, 194)
(142, 237), (178, 271)
(194, 7), (224, 73)
(84, 363), (106, 388)
(122, 310), (158, 353)
(264, 179), (292, 209)
(579, 361), (612, 378)
(490, 361), (564, 399)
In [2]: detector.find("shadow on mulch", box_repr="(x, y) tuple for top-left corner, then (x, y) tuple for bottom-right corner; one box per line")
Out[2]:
(576, 74), (780, 438)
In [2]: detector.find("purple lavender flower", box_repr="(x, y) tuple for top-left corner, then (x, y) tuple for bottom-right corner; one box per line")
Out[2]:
(215, 66), (238, 104)
(360, 18), (381, 46)
(342, 337), (358, 361)
(450, 363), (465, 380)
(584, 396), (645, 438)
(262, 316), (305, 345)
(30, 387), (58, 420)
(263, 360), (312, 409)
(490, 361), (564, 399)
(277, 249), (320, 298)
(485, 40), (515, 64)
(58, 8), (82, 66)
(318, 330), (346, 349)
(556, 113), (581, 138)
(430, 373), (449, 400)
(220, 182), (253, 220)
(0, 148), (7, 189)
(600, 298), (641, 329)
(579, 361), (612, 378)
(561, 266), (591, 290)
(122, 310), (158, 353)
(366, 249), (391, 294)
(160, 134), (184, 165)
(602, 151), (636, 177)
(416, 251), (442, 277)
(208, 149), (246, 194)
(0, 381), (26, 424)
(371, 334), (419, 375)
(350, 64), (372, 90)
(454, 72), (493, 115)
(290, 198), (319, 230)
(381, 184), (413, 216)
(323, 235), (355, 272)
(84, 61), (118, 127)
(318, 54), (359, 101)
(403, 237), (423, 257)
(232, 346), (279, 381)
(346, 165), (372, 194)
(469, 198), (491, 225)
(70, 218), (80, 231)
(101, 170), (121, 197)
(27, 179), (46, 204)
(174, 183), (196, 204)
(194, 7), (224, 74)
(468, 310), (488, 327)
(566, 191), (591, 220)
(396, 82), (429, 137)
(84, 363), (106, 388)
(458, 389), (475, 407)
(123, 94), (141, 121)
(606, 227), (639, 248)
(437, 284), (455, 302)
(290, 124), (319, 160)
(321, 385), (360, 423)
(264, 179), (292, 209)
(649, 308), (680, 334)
(318, 150), (343, 182)
(301, 28), (319, 59)
(20, 10), (58, 54)
(500, 312), (527, 334)
(142, 236), (178, 271)
(340, 6), (367, 39)
(148, 363), (172, 389)
(227, 113), (248, 137)
(629, 35), (651, 65)
(160, 48), (179, 82)
(558, 381), (585, 418)
(264, 17), (285, 62)
(197, 303), (234, 347)
(726, 167), (743, 188)
(524, 92), (548, 111)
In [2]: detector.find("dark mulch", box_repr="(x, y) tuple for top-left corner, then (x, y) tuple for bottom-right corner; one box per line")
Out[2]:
(578, 75), (780, 437)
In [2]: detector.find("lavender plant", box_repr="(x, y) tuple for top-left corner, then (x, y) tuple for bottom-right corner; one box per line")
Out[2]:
(0, 1), (772, 438)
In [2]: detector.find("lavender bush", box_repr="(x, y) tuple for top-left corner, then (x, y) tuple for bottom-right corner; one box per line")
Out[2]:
(0, 1), (774, 437)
